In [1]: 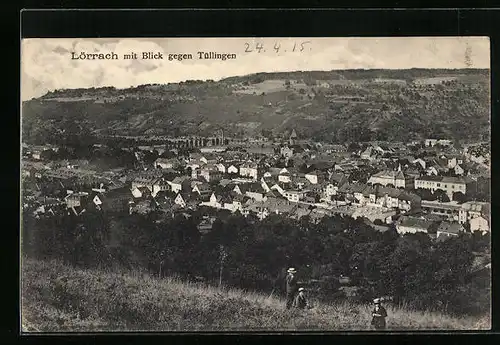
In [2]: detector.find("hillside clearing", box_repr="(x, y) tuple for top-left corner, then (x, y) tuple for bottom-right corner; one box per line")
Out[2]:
(21, 259), (490, 332)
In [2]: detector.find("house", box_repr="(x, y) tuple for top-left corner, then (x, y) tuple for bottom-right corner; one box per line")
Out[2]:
(186, 161), (202, 175)
(224, 193), (248, 213)
(64, 192), (89, 209)
(270, 183), (285, 196)
(436, 221), (464, 239)
(329, 172), (349, 186)
(367, 166), (414, 189)
(447, 156), (464, 169)
(280, 146), (294, 159)
(215, 163), (226, 173)
(425, 139), (452, 147)
(154, 157), (180, 169)
(152, 179), (171, 197)
(454, 164), (465, 176)
(283, 190), (306, 203)
(174, 192), (190, 208)
(189, 153), (208, 164)
(264, 167), (282, 178)
(200, 165), (224, 182)
(305, 170), (323, 185)
(404, 166), (422, 179)
(31, 148), (54, 160)
(227, 164), (239, 175)
(327, 144), (347, 153)
(278, 170), (292, 183)
(426, 159), (449, 175)
(245, 182), (267, 202)
(459, 201), (490, 224)
(245, 196), (295, 220)
(168, 176), (191, 194)
(414, 176), (473, 198)
(192, 183), (213, 198)
(346, 184), (421, 212)
(425, 166), (439, 176)
(131, 186), (152, 199)
(200, 192), (225, 209)
(396, 216), (437, 234)
(232, 184), (247, 195)
(260, 178), (272, 193)
(360, 146), (373, 160)
(421, 200), (463, 222)
(131, 175), (161, 192)
(470, 216), (489, 233)
(239, 162), (259, 180)
(412, 158), (426, 170)
(322, 182), (337, 198)
(262, 197), (297, 217)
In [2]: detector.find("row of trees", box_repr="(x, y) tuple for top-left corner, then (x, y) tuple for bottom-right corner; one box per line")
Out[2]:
(22, 208), (490, 316)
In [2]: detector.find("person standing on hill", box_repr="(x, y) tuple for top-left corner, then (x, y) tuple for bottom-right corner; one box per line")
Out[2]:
(285, 267), (298, 309)
(371, 298), (388, 330)
(293, 287), (309, 309)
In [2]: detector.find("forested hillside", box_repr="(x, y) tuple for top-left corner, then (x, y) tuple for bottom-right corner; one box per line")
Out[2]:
(22, 69), (490, 144)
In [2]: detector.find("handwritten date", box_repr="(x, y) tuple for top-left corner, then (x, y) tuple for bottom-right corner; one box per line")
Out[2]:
(244, 41), (312, 53)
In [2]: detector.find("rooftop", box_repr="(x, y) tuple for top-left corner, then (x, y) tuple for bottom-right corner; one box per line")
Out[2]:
(397, 216), (436, 230)
(437, 221), (464, 234)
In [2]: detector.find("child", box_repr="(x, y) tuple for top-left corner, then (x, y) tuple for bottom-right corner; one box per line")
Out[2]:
(371, 298), (388, 330)
(294, 287), (309, 309)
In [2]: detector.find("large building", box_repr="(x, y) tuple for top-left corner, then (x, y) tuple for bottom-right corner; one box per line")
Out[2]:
(367, 166), (414, 189)
(414, 176), (473, 197)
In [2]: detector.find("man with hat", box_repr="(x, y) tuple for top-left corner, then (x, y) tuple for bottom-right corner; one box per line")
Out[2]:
(285, 267), (298, 309)
(371, 298), (388, 330)
(293, 287), (309, 309)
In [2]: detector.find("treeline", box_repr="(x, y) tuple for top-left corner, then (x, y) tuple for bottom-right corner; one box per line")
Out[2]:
(22, 208), (490, 317)
(221, 69), (489, 84)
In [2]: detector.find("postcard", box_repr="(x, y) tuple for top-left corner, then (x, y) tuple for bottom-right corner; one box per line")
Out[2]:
(20, 37), (491, 332)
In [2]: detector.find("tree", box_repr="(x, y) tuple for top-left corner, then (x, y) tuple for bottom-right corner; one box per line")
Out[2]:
(414, 188), (436, 201)
(347, 142), (361, 152)
(452, 191), (467, 203)
(434, 189), (450, 202)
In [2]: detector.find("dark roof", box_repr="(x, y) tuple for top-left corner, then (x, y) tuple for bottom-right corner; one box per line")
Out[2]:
(195, 183), (212, 192)
(416, 176), (470, 184)
(136, 186), (151, 193)
(397, 216), (436, 230)
(437, 221), (464, 234)
(104, 187), (131, 199)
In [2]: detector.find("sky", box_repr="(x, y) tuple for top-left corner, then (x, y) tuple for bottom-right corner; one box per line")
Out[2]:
(21, 37), (490, 101)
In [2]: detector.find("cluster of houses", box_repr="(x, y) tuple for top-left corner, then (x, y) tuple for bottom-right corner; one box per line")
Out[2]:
(22, 135), (491, 241)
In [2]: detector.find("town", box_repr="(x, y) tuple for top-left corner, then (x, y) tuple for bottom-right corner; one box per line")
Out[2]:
(21, 129), (490, 240)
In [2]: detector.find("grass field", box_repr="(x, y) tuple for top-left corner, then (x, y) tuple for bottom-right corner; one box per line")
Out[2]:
(21, 258), (490, 332)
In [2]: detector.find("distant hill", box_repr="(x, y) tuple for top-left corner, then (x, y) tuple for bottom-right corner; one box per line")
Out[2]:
(21, 258), (489, 331)
(21, 69), (490, 145)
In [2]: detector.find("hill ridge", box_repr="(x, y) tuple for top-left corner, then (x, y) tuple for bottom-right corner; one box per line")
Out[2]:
(21, 69), (490, 143)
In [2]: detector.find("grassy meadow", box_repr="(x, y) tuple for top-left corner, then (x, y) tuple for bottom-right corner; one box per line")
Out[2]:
(21, 258), (490, 332)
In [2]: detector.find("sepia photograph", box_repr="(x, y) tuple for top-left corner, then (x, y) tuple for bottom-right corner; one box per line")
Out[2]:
(20, 37), (491, 332)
